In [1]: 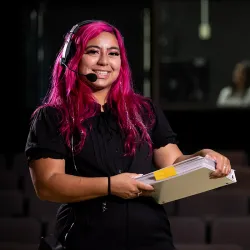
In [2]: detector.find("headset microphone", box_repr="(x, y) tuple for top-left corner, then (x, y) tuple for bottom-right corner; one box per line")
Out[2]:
(84, 73), (98, 82)
(61, 62), (97, 82)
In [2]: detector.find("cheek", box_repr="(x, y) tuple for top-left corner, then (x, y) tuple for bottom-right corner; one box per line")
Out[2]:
(113, 60), (121, 72)
(79, 57), (97, 68)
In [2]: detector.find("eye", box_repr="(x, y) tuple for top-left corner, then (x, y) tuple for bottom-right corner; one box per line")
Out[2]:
(86, 50), (99, 55)
(109, 52), (120, 56)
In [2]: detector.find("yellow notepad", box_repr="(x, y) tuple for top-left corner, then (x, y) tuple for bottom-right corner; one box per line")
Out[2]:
(153, 166), (177, 181)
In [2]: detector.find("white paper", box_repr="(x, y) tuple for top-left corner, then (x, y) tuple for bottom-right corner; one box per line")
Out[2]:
(136, 156), (237, 204)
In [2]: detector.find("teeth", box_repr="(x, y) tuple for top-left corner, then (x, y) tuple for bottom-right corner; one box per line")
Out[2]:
(95, 71), (108, 75)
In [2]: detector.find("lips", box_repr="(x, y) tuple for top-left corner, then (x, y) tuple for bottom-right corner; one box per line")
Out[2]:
(93, 70), (110, 79)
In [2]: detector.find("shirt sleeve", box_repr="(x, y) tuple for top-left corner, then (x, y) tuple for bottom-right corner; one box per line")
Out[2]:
(25, 106), (70, 162)
(150, 102), (178, 149)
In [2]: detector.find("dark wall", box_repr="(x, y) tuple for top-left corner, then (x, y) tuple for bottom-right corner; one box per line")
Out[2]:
(153, 0), (250, 159)
(157, 0), (250, 103)
(1, 3), (30, 154)
(164, 108), (250, 156)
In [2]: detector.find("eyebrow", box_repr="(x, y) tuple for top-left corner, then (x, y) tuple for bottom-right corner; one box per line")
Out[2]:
(85, 45), (120, 51)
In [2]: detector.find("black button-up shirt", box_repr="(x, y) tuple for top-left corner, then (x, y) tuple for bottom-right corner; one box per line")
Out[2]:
(25, 100), (178, 250)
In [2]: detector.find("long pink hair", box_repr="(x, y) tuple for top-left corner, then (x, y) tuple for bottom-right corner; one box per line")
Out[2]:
(33, 20), (155, 156)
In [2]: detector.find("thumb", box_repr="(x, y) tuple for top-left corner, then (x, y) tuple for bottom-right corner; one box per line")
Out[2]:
(127, 173), (143, 179)
(205, 154), (215, 160)
(205, 154), (217, 163)
(137, 181), (154, 191)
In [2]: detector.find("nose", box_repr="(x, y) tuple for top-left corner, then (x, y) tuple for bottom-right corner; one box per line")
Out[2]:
(97, 52), (108, 66)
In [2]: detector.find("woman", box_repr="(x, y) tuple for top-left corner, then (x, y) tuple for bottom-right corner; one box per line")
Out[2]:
(25, 20), (231, 250)
(217, 60), (250, 107)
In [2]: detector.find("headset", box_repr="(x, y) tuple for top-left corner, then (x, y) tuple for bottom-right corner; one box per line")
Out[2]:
(60, 19), (114, 67)
(60, 20), (95, 66)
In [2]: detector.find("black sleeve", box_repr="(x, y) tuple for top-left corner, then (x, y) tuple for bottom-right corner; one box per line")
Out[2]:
(151, 102), (178, 149)
(25, 106), (70, 162)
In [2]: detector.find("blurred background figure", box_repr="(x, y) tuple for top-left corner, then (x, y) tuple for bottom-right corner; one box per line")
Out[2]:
(217, 60), (250, 108)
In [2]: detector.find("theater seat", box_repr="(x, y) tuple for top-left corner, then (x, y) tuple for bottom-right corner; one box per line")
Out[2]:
(177, 191), (248, 218)
(169, 216), (206, 244)
(0, 217), (41, 243)
(211, 217), (250, 250)
(175, 243), (243, 250)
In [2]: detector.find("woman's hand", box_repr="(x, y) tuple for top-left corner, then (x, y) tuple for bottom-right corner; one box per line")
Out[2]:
(200, 149), (232, 179)
(110, 173), (154, 199)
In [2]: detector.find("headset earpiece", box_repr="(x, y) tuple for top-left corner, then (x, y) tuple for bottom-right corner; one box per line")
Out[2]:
(61, 20), (101, 67)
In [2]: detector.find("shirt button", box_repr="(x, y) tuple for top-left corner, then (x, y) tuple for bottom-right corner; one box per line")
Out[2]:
(102, 202), (107, 212)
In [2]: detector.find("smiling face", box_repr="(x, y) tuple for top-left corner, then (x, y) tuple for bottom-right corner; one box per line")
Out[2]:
(78, 31), (121, 92)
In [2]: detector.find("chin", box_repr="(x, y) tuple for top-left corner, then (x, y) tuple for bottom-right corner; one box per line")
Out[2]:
(90, 82), (112, 92)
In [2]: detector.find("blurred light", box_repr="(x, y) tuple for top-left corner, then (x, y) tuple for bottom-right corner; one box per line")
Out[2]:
(199, 0), (211, 40)
(30, 10), (37, 20)
(199, 23), (211, 40)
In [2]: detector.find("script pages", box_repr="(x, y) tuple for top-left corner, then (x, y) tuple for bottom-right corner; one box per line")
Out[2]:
(136, 156), (237, 204)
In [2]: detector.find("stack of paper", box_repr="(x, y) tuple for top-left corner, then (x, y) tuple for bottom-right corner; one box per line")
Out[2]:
(137, 156), (237, 204)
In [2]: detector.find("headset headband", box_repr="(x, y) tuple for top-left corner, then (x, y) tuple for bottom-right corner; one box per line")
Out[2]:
(60, 19), (112, 66)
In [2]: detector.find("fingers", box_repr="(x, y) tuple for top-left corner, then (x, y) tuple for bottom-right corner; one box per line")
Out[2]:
(124, 190), (142, 199)
(126, 173), (143, 179)
(210, 169), (224, 179)
(139, 190), (154, 197)
(223, 158), (231, 175)
(124, 181), (154, 199)
(117, 172), (154, 199)
(218, 157), (231, 177)
(206, 153), (231, 179)
(136, 181), (154, 191)
(125, 189), (154, 199)
(126, 172), (154, 191)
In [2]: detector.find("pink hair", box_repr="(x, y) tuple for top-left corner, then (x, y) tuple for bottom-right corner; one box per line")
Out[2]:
(33, 20), (155, 156)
